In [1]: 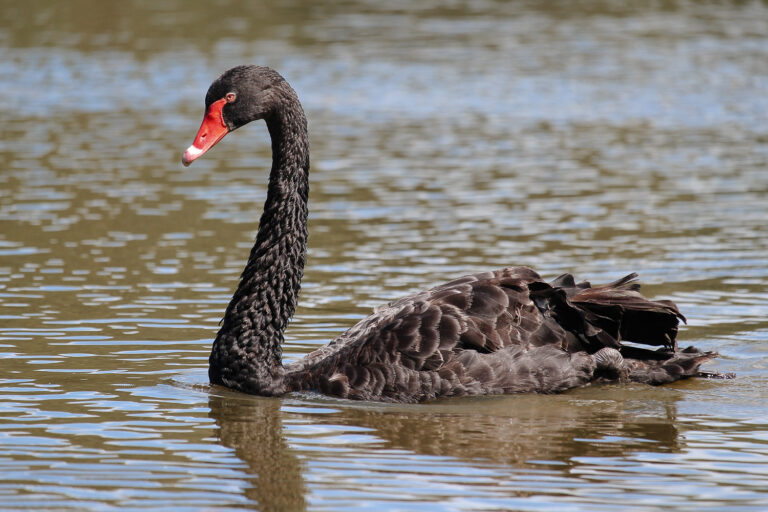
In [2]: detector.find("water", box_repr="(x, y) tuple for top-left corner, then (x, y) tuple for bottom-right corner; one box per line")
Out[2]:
(1, 0), (767, 510)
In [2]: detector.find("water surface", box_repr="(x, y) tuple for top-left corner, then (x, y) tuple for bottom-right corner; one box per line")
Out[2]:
(1, 1), (767, 510)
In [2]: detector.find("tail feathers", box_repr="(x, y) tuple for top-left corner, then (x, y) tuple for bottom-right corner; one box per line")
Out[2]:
(567, 273), (685, 350)
(532, 273), (686, 354)
(551, 272), (640, 295)
(622, 346), (717, 385)
(547, 273), (727, 385)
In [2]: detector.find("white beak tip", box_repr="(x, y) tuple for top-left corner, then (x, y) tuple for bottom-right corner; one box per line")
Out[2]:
(182, 145), (204, 167)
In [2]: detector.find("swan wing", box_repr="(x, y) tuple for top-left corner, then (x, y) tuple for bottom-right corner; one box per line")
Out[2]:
(285, 267), (694, 401)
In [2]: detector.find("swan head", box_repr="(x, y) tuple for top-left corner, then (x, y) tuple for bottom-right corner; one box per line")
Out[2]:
(182, 65), (288, 166)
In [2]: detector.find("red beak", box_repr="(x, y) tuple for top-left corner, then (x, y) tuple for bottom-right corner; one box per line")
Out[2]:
(182, 98), (230, 166)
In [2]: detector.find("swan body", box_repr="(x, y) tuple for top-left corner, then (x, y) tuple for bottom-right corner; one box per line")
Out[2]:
(182, 65), (716, 403)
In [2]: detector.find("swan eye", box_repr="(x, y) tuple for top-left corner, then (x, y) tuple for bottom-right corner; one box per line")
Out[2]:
(225, 92), (236, 103)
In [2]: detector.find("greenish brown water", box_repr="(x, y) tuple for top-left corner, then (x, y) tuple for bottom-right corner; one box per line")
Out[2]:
(1, 1), (767, 510)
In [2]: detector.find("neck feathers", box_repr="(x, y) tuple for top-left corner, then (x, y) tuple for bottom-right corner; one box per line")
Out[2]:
(209, 87), (309, 396)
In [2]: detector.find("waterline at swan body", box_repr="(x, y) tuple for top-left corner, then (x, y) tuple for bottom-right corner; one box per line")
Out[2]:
(181, 65), (717, 403)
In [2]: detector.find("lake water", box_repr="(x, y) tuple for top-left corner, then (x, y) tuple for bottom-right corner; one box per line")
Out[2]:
(1, 1), (767, 510)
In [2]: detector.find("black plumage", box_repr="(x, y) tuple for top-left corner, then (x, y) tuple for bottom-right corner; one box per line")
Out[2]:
(182, 65), (719, 403)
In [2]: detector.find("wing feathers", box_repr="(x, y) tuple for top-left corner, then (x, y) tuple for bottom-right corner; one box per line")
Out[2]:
(289, 267), (715, 402)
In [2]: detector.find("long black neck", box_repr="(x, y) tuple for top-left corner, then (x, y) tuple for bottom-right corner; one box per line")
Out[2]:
(209, 87), (309, 396)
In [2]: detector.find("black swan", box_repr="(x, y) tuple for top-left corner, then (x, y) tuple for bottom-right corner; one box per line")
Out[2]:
(182, 65), (717, 403)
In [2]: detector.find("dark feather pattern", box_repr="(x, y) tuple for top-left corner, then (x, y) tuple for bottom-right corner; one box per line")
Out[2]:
(182, 66), (724, 403)
(284, 268), (714, 402)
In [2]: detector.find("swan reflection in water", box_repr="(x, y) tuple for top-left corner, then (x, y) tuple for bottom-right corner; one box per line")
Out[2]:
(208, 386), (685, 509)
